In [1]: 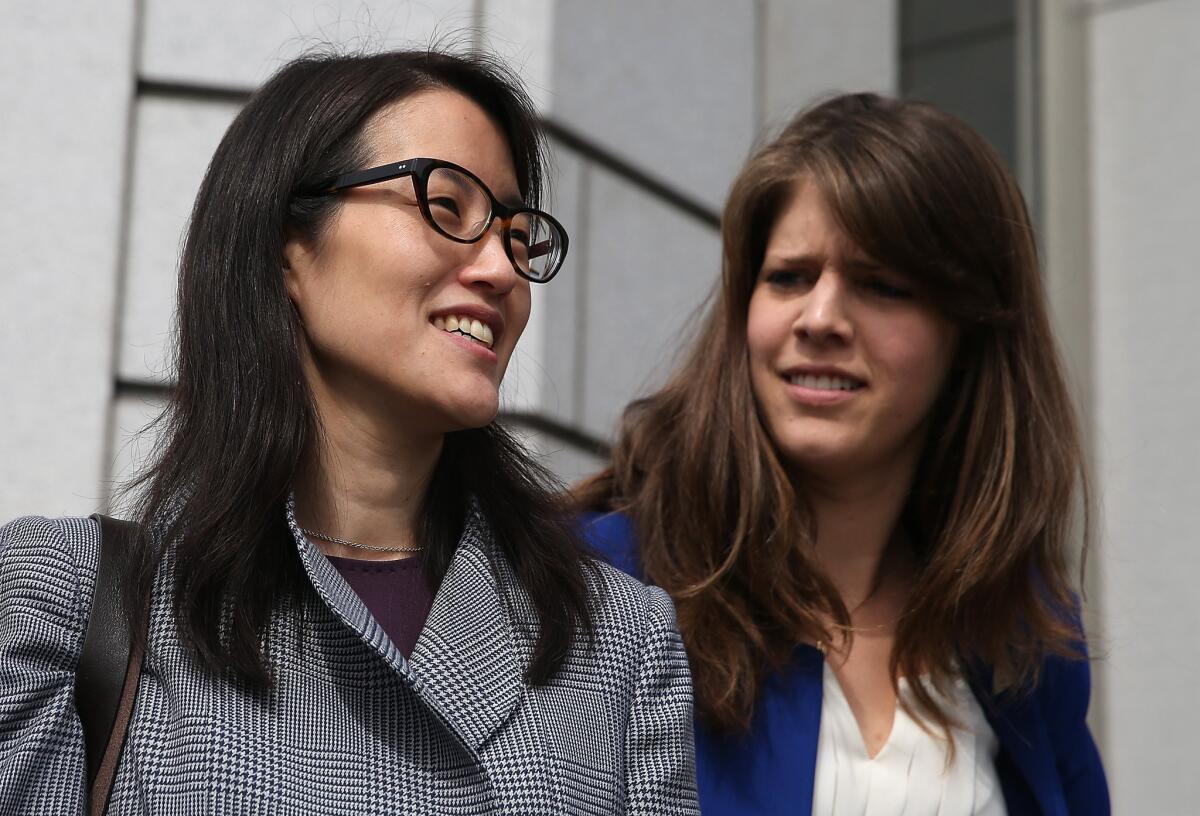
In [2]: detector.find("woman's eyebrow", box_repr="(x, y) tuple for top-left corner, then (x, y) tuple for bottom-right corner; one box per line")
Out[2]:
(497, 189), (524, 209)
(764, 252), (883, 271)
(764, 252), (821, 267)
(842, 256), (885, 272)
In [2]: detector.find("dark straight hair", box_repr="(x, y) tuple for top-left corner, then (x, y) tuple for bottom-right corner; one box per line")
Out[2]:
(122, 49), (593, 686)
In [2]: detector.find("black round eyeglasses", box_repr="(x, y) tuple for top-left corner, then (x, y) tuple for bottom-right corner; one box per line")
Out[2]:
(326, 157), (568, 283)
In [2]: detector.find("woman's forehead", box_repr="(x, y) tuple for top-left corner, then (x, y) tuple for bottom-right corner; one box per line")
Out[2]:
(362, 90), (521, 200)
(763, 181), (873, 265)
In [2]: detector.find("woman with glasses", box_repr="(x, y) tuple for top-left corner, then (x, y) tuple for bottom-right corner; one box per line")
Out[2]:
(578, 93), (1108, 815)
(0, 50), (698, 814)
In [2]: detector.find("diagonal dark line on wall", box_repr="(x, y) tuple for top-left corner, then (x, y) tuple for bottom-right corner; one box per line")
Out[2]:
(116, 379), (171, 400)
(113, 380), (610, 458)
(540, 120), (720, 229)
(136, 78), (721, 229)
(139, 78), (251, 105)
(501, 412), (610, 459)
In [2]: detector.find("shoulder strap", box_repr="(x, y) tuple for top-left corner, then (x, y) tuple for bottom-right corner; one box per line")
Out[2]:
(77, 514), (145, 814)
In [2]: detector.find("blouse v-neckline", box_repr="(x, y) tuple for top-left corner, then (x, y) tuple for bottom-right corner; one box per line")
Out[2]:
(822, 662), (908, 761)
(814, 662), (1008, 814)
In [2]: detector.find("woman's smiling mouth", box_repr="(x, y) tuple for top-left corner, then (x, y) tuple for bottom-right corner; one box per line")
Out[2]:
(785, 373), (864, 391)
(433, 314), (495, 349)
(779, 366), (866, 406)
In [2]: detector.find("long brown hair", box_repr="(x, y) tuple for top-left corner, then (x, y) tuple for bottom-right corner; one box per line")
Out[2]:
(577, 93), (1088, 734)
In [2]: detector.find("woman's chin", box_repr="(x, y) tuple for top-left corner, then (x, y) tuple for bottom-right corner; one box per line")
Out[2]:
(779, 444), (874, 486)
(435, 397), (501, 433)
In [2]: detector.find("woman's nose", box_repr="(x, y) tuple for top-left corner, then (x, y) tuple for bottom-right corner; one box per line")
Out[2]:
(793, 273), (853, 345)
(461, 222), (520, 294)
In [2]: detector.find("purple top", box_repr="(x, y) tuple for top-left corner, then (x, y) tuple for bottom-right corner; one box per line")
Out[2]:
(328, 555), (434, 658)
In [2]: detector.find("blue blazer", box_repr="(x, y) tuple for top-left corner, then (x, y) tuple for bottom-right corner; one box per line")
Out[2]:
(582, 512), (1109, 816)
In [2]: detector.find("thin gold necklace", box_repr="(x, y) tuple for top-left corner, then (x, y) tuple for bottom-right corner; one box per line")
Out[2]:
(300, 527), (423, 554)
(817, 572), (896, 656)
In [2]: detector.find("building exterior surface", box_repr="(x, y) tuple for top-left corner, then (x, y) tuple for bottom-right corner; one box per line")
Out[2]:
(2, 0), (1195, 810)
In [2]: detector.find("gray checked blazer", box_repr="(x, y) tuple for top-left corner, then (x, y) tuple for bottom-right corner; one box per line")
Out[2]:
(0, 501), (699, 814)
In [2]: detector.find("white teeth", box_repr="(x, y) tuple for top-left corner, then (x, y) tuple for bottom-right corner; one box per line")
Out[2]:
(434, 314), (495, 349)
(788, 374), (861, 391)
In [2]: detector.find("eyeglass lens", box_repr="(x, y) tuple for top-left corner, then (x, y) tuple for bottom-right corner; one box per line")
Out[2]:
(425, 166), (564, 282)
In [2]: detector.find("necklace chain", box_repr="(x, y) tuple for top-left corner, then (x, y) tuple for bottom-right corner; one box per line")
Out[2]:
(300, 527), (423, 553)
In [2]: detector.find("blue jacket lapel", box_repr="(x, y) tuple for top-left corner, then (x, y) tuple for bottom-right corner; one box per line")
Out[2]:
(697, 649), (1070, 816)
(696, 645), (824, 815)
(967, 664), (1066, 816)
(286, 497), (524, 755)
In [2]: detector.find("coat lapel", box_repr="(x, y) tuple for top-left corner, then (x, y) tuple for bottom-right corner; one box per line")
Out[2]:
(695, 645), (824, 815)
(966, 664), (1066, 816)
(286, 497), (524, 755)
(404, 505), (524, 752)
(286, 497), (417, 681)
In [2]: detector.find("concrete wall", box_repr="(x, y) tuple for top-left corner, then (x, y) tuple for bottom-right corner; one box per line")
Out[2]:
(1038, 0), (1200, 809)
(0, 1), (136, 519)
(1084, 0), (1200, 809)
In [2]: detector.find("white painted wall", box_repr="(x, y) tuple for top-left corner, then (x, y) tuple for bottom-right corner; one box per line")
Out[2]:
(0, 1), (136, 520)
(120, 97), (240, 384)
(549, 0), (757, 211)
(140, 0), (475, 86)
(763, 0), (897, 128)
(1086, 0), (1200, 810)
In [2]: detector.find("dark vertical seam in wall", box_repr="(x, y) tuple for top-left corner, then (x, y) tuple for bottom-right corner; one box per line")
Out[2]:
(754, 0), (766, 128)
(100, 0), (148, 514)
(1026, 0), (1045, 230)
(1078, 13), (1101, 752)
(888, 0), (902, 95)
(572, 163), (592, 427)
(471, 0), (484, 51)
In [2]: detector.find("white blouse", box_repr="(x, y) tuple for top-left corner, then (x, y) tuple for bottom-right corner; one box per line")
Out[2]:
(813, 663), (1008, 815)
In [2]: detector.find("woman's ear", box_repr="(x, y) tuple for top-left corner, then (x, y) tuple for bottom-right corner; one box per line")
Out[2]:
(282, 232), (312, 304)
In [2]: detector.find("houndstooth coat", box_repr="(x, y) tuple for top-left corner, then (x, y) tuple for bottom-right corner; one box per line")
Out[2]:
(0, 502), (699, 815)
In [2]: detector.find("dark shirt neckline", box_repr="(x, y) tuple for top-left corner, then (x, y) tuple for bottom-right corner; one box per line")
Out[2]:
(326, 554), (434, 658)
(326, 554), (425, 573)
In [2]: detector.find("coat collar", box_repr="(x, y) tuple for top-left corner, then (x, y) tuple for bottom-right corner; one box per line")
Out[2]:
(964, 662), (1066, 816)
(694, 644), (825, 815)
(285, 495), (524, 755)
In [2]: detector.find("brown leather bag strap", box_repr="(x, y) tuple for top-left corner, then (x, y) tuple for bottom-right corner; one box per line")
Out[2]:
(76, 514), (145, 815)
